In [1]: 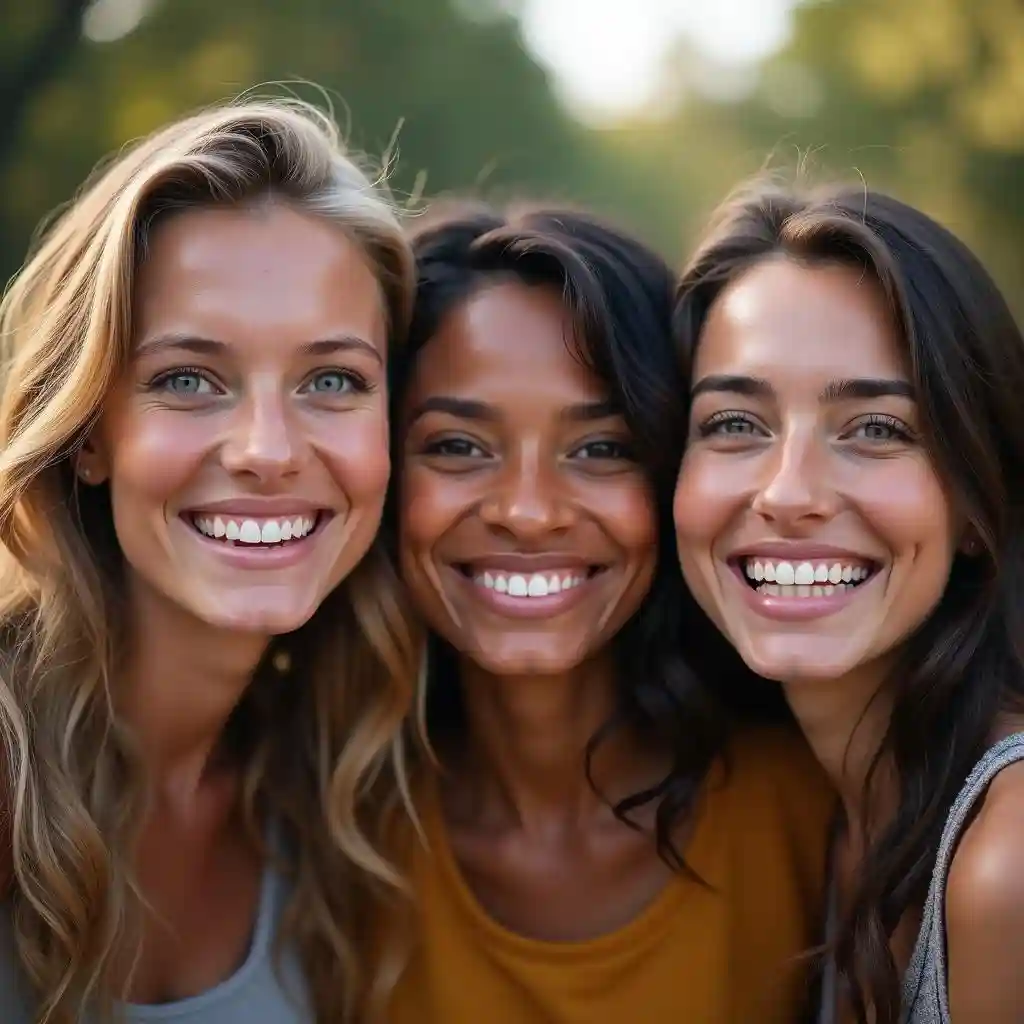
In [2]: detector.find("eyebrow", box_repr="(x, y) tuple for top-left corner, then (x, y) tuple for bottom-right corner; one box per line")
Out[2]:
(134, 333), (383, 365)
(690, 374), (914, 402)
(406, 396), (622, 426)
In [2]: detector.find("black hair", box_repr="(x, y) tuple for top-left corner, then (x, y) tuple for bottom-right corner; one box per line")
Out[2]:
(391, 200), (787, 869)
(673, 179), (1024, 1022)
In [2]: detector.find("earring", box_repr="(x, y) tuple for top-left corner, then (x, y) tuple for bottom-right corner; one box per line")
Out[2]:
(80, 466), (92, 481)
(271, 648), (292, 673)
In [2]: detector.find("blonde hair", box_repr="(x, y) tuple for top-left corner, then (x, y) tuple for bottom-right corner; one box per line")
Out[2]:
(0, 97), (420, 1022)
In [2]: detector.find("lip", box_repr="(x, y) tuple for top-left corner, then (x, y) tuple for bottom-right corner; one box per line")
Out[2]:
(456, 554), (600, 573)
(725, 541), (881, 564)
(182, 498), (332, 516)
(725, 560), (881, 622)
(450, 565), (603, 620)
(174, 515), (328, 570)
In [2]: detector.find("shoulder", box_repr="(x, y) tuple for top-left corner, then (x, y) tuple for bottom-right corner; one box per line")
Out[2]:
(945, 760), (1024, 1021)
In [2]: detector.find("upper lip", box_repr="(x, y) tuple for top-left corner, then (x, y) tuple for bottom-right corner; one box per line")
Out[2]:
(456, 555), (600, 572)
(182, 499), (330, 516)
(725, 541), (880, 563)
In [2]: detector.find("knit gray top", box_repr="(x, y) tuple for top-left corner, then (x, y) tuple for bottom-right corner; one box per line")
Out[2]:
(817, 731), (1024, 1023)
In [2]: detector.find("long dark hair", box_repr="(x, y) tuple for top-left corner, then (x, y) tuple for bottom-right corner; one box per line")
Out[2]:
(673, 179), (1024, 1022)
(391, 200), (784, 869)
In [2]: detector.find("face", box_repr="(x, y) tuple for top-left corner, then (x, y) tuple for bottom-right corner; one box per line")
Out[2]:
(674, 257), (961, 688)
(83, 201), (391, 635)
(399, 281), (657, 677)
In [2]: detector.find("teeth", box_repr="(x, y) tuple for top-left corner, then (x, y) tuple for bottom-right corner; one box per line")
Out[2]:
(742, 558), (873, 597)
(473, 570), (587, 598)
(191, 514), (319, 545)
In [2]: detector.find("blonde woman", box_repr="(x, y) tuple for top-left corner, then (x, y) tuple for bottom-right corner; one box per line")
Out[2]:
(0, 99), (418, 1023)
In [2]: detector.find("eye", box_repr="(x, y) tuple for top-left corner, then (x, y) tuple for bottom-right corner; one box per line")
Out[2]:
(423, 437), (488, 458)
(150, 368), (219, 396)
(303, 369), (371, 395)
(571, 439), (634, 460)
(697, 412), (765, 438)
(846, 414), (915, 443)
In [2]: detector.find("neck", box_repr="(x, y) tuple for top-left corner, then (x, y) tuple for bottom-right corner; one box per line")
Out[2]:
(781, 661), (896, 836)
(450, 653), (652, 834)
(118, 579), (269, 808)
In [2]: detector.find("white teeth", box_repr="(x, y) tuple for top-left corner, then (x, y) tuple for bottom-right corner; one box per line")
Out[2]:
(741, 557), (874, 597)
(472, 570), (587, 598)
(191, 514), (319, 546)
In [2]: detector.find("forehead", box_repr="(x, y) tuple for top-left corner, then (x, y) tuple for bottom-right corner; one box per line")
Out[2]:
(406, 281), (608, 404)
(696, 257), (908, 384)
(133, 201), (387, 350)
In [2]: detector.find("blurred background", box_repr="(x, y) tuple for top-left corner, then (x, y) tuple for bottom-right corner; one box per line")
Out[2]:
(3, 0), (1023, 309)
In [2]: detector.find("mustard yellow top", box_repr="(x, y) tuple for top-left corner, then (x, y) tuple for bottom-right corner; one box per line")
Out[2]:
(387, 727), (834, 1024)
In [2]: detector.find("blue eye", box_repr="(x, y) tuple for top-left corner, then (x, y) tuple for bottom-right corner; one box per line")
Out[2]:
(309, 371), (353, 394)
(152, 369), (217, 395)
(851, 416), (913, 442)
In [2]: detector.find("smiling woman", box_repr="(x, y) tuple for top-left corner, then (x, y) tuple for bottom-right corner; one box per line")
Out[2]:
(0, 98), (418, 1023)
(673, 180), (1024, 1024)
(383, 202), (835, 1024)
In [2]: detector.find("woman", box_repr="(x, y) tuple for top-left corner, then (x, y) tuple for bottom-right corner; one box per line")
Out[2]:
(672, 181), (1024, 1023)
(385, 202), (835, 1023)
(0, 99), (418, 1023)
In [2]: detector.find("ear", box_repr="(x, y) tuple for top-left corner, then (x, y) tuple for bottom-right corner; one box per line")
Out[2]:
(959, 523), (983, 557)
(75, 434), (110, 486)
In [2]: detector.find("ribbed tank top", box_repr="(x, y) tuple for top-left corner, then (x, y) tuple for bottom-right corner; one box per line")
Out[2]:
(0, 854), (311, 1023)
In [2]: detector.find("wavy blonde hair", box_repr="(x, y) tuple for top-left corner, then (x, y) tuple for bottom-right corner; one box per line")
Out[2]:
(0, 97), (420, 1023)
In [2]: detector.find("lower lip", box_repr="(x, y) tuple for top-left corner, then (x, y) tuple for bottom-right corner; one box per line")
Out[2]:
(453, 568), (600, 619)
(730, 565), (877, 622)
(177, 516), (328, 569)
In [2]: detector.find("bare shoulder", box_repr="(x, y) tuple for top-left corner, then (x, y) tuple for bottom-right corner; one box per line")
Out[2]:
(948, 760), (1024, 913)
(945, 761), (1024, 1021)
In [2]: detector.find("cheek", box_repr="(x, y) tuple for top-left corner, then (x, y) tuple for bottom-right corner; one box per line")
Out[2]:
(598, 480), (658, 560)
(673, 455), (728, 548)
(106, 413), (211, 515)
(317, 412), (391, 510)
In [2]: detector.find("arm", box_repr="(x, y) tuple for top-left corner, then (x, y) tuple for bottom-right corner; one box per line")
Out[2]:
(945, 769), (1024, 1023)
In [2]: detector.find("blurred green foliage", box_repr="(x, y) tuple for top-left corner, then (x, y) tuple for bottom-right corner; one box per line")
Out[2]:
(2, 0), (1023, 311)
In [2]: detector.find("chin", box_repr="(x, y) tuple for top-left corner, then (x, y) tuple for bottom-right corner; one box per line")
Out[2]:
(194, 597), (322, 637)
(473, 649), (586, 678)
(738, 641), (860, 687)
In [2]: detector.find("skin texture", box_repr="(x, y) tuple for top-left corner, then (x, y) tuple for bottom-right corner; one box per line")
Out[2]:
(73, 200), (392, 1002)
(399, 281), (672, 941)
(674, 256), (1024, 1022)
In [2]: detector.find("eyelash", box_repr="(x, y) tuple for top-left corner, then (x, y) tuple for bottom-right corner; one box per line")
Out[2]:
(697, 411), (761, 437)
(696, 411), (916, 443)
(146, 367), (375, 395)
(849, 413), (915, 442)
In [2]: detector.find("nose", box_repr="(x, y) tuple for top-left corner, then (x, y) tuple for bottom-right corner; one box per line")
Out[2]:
(750, 427), (838, 527)
(478, 450), (573, 541)
(220, 385), (309, 484)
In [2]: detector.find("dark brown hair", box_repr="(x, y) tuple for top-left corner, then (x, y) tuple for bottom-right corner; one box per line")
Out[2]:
(673, 179), (1024, 1022)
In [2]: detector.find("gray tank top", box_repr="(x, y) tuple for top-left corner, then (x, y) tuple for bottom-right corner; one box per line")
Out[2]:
(901, 731), (1024, 1022)
(817, 731), (1024, 1023)
(0, 855), (312, 1023)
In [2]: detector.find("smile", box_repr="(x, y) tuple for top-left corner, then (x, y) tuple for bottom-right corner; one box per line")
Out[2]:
(471, 569), (591, 598)
(739, 557), (876, 597)
(454, 564), (606, 618)
(186, 512), (328, 547)
(727, 554), (882, 621)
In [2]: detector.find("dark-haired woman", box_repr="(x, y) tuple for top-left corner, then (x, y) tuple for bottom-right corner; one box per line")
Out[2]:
(673, 181), (1024, 1024)
(385, 202), (835, 1023)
